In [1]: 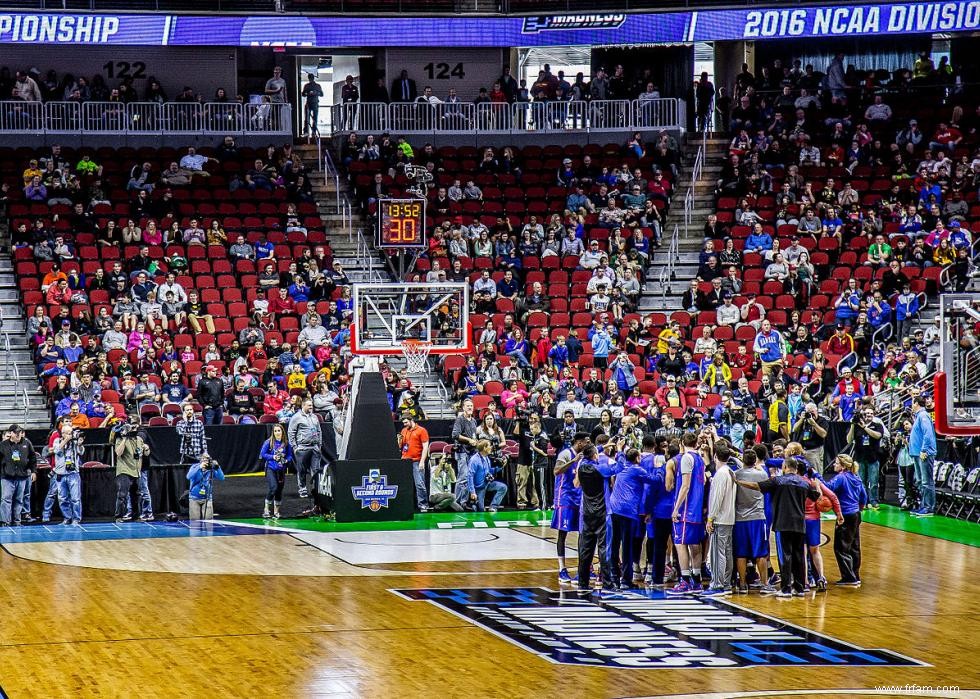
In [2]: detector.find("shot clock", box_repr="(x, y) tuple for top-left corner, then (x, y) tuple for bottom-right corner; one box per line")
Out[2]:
(378, 199), (426, 248)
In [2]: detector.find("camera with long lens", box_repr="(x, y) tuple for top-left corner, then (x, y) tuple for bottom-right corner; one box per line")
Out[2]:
(682, 408), (703, 431)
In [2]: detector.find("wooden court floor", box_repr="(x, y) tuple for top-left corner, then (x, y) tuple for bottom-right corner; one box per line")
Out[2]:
(0, 519), (976, 699)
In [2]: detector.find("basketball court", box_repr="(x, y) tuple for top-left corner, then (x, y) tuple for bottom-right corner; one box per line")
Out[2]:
(0, 509), (975, 698)
(3, 287), (977, 698)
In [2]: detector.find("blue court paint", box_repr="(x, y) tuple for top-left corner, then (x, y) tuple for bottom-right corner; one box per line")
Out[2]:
(0, 521), (281, 544)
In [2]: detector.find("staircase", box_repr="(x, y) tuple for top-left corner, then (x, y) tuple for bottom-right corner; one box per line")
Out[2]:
(0, 226), (57, 428)
(292, 141), (387, 284)
(640, 133), (728, 313)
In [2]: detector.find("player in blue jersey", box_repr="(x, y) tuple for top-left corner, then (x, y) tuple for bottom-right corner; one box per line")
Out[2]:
(552, 431), (588, 584)
(667, 431), (706, 596)
(642, 435), (675, 588)
(756, 441), (784, 587)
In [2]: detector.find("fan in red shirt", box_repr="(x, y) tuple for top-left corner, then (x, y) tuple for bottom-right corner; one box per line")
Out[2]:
(826, 324), (855, 356)
(261, 382), (286, 416)
(267, 287), (296, 316)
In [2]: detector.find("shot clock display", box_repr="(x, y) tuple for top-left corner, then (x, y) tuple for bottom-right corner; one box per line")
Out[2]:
(378, 199), (426, 248)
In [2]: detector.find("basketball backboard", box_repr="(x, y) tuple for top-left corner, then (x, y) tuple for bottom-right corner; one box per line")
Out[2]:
(935, 293), (980, 436)
(351, 282), (471, 356)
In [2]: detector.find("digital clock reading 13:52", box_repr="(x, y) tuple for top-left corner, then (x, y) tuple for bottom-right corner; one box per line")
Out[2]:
(379, 199), (426, 248)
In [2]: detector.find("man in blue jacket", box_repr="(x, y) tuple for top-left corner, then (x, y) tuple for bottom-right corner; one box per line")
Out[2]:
(753, 319), (784, 377)
(743, 224), (772, 254)
(187, 453), (225, 520)
(588, 321), (612, 370)
(608, 442), (662, 590)
(908, 395), (937, 517)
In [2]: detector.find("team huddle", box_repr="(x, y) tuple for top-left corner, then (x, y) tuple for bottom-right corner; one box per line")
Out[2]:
(550, 428), (869, 598)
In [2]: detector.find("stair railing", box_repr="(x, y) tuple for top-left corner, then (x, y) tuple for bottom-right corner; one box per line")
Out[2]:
(659, 223), (680, 304)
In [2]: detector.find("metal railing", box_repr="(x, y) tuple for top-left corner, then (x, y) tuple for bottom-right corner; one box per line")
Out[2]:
(0, 101), (293, 136)
(330, 98), (682, 135)
(879, 369), (938, 431)
(324, 147), (355, 240)
(0, 330), (10, 381)
(322, 146), (343, 224)
(658, 223), (680, 304)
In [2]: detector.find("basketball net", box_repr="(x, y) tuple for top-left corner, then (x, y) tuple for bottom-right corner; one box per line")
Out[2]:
(400, 339), (433, 374)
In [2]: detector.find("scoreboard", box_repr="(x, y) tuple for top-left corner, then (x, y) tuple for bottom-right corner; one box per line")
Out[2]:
(378, 199), (426, 249)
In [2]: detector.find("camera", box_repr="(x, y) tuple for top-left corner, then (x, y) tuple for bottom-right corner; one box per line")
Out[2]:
(682, 408), (703, 430)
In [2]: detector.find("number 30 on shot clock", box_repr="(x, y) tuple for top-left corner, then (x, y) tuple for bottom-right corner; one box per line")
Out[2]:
(379, 199), (426, 248)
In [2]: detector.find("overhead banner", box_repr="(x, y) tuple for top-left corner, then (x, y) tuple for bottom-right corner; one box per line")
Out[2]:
(1, 2), (979, 47)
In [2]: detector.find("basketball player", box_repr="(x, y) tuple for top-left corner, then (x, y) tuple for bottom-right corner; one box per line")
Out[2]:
(667, 432), (706, 596)
(643, 437), (676, 588)
(737, 456), (820, 598)
(704, 443), (736, 597)
(552, 431), (588, 584)
(732, 450), (770, 594)
(609, 443), (662, 590)
(573, 442), (614, 591)
(789, 441), (842, 592)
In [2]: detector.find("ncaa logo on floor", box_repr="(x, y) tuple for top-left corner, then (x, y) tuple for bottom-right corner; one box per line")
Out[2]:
(393, 587), (924, 669)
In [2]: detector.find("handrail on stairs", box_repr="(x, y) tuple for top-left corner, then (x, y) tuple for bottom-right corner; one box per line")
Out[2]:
(659, 223), (680, 304)
(322, 146), (354, 238)
(0, 330), (10, 381)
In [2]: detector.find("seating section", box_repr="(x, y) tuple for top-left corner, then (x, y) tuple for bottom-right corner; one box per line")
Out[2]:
(7, 143), (346, 428)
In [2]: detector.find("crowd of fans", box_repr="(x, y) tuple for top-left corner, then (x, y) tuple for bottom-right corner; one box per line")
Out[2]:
(1, 65), (246, 107)
(5, 52), (979, 521)
(5, 137), (396, 431)
(341, 53), (978, 517)
(352, 64), (668, 108)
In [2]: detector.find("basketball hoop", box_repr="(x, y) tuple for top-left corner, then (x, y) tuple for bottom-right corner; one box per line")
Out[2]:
(400, 339), (433, 374)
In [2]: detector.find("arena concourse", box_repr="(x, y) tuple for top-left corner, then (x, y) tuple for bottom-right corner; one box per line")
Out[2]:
(0, 3), (977, 697)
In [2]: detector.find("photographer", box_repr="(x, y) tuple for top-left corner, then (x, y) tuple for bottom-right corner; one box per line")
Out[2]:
(792, 400), (828, 471)
(52, 423), (84, 524)
(187, 453), (224, 520)
(111, 416), (147, 524)
(259, 423), (293, 519)
(0, 424), (38, 526)
(847, 405), (887, 509)
(617, 413), (645, 452)
(513, 411), (549, 510)
(551, 410), (581, 453)
(466, 440), (507, 513)
(428, 455), (462, 512)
